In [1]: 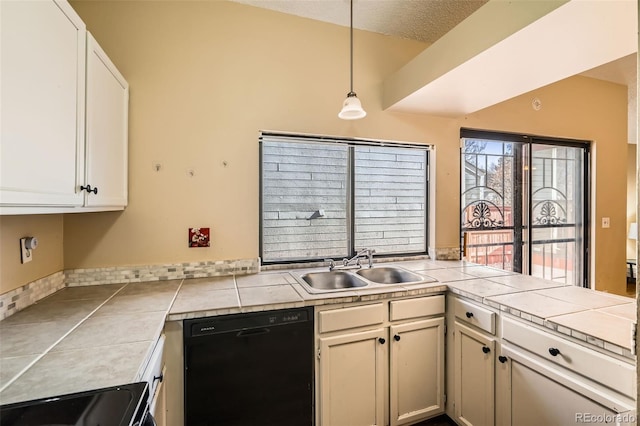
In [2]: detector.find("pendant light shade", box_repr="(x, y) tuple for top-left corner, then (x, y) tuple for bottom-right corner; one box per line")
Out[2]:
(338, 0), (366, 120)
(339, 91), (366, 120)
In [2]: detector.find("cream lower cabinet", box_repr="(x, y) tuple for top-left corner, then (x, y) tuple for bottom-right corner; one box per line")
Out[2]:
(500, 317), (636, 426)
(141, 334), (168, 425)
(453, 322), (496, 426)
(163, 321), (184, 426)
(449, 295), (636, 426)
(448, 295), (499, 426)
(150, 366), (167, 426)
(319, 327), (387, 426)
(390, 317), (445, 425)
(316, 295), (445, 426)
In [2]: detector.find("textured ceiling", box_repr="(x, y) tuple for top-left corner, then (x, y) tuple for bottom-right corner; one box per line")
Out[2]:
(231, 0), (488, 44)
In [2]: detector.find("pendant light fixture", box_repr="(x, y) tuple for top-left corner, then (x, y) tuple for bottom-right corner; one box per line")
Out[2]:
(338, 0), (366, 120)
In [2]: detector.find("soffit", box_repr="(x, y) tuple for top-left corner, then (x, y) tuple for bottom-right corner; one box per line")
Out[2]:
(383, 0), (637, 118)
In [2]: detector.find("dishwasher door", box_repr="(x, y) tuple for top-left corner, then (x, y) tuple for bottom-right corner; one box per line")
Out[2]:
(184, 307), (314, 426)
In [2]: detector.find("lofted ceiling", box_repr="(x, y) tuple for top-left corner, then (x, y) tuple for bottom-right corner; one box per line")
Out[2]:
(232, 0), (638, 143)
(231, 0), (488, 44)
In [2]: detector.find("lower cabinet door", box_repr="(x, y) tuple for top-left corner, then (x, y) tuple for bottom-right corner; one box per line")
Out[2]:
(454, 322), (495, 426)
(150, 367), (167, 426)
(390, 317), (445, 426)
(319, 328), (387, 426)
(503, 345), (636, 426)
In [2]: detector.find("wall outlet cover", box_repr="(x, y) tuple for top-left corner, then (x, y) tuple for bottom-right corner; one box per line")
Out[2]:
(189, 228), (210, 247)
(20, 238), (33, 264)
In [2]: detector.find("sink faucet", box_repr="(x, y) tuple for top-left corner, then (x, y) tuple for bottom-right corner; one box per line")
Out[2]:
(326, 248), (375, 271)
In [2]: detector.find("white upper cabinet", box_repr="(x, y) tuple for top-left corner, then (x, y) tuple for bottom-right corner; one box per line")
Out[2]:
(85, 32), (128, 208)
(1, 0), (86, 208)
(0, 0), (128, 214)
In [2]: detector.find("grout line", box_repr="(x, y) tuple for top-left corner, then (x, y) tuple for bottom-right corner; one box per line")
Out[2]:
(164, 279), (185, 317)
(0, 284), (129, 394)
(233, 275), (242, 309)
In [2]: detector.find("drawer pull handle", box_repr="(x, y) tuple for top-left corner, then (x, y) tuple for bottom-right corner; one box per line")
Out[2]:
(378, 338), (386, 345)
(498, 355), (508, 363)
(548, 347), (561, 357)
(482, 346), (490, 354)
(153, 374), (164, 383)
(394, 334), (401, 342)
(465, 312), (474, 318)
(80, 185), (98, 194)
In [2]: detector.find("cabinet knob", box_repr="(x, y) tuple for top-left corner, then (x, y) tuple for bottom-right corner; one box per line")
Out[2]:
(80, 185), (98, 194)
(394, 334), (401, 342)
(548, 347), (561, 357)
(378, 337), (386, 345)
(482, 346), (491, 354)
(465, 312), (474, 318)
(498, 355), (508, 363)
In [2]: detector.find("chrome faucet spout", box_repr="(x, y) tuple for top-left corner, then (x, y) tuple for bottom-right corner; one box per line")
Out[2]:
(357, 248), (375, 268)
(330, 248), (375, 270)
(325, 259), (336, 271)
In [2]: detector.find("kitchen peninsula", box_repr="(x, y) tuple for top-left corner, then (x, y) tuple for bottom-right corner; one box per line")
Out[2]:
(0, 258), (635, 425)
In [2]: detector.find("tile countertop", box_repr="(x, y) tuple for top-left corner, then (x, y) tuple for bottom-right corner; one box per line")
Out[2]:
(0, 259), (637, 405)
(0, 280), (181, 405)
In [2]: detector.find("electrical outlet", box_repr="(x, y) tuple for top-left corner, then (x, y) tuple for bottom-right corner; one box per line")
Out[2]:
(602, 217), (610, 228)
(20, 238), (33, 264)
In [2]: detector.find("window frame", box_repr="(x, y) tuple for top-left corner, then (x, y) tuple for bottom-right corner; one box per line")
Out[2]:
(259, 132), (432, 265)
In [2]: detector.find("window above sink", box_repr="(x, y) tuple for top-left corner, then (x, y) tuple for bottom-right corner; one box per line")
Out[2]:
(260, 132), (432, 265)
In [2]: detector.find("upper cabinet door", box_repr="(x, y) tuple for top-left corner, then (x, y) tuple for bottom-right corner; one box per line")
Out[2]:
(1, 0), (86, 207)
(85, 32), (128, 207)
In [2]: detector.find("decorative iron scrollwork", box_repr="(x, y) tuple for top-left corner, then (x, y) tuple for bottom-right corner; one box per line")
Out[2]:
(464, 201), (503, 229)
(534, 201), (565, 225)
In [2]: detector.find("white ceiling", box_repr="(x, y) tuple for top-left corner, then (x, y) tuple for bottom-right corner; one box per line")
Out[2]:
(232, 0), (638, 143)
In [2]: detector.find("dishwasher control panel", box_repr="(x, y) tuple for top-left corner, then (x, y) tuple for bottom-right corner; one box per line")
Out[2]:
(185, 307), (312, 338)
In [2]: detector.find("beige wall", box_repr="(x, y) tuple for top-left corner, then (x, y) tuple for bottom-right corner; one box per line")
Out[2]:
(0, 215), (64, 294)
(0, 1), (629, 295)
(628, 144), (637, 259)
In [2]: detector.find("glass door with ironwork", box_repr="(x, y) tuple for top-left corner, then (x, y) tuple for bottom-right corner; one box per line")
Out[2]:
(460, 133), (588, 287)
(529, 142), (587, 285)
(461, 139), (520, 272)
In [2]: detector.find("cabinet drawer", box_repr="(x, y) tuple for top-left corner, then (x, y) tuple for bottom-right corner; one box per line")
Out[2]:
(502, 317), (635, 398)
(318, 303), (385, 333)
(453, 297), (495, 334)
(390, 295), (444, 321)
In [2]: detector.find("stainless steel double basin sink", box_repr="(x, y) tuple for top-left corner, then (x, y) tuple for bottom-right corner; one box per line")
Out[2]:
(290, 266), (434, 294)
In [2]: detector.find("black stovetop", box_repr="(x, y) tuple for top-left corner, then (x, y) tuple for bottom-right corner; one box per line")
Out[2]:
(0, 382), (148, 426)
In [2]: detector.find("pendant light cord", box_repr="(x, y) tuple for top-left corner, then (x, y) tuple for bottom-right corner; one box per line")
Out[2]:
(349, 0), (354, 94)
(338, 0), (366, 120)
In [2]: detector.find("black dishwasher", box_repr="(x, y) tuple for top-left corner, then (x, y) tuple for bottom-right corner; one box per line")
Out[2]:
(184, 307), (314, 426)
